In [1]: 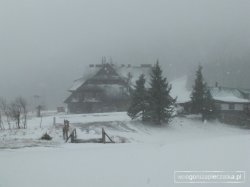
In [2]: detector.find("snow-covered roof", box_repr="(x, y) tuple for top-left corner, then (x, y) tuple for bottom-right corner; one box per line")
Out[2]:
(239, 89), (250, 99)
(170, 76), (250, 104)
(68, 64), (152, 92)
(209, 87), (250, 103)
(69, 77), (85, 92)
(170, 76), (191, 103)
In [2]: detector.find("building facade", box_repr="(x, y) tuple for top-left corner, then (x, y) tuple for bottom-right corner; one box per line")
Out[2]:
(210, 86), (250, 125)
(170, 77), (250, 126)
(65, 63), (152, 114)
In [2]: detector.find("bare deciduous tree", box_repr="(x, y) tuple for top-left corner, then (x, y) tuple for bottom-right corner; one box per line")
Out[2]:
(9, 101), (21, 129)
(0, 98), (11, 129)
(0, 110), (3, 130)
(18, 97), (28, 129)
(9, 97), (28, 129)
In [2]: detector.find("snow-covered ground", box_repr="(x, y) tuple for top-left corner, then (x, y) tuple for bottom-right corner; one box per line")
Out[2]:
(0, 112), (249, 187)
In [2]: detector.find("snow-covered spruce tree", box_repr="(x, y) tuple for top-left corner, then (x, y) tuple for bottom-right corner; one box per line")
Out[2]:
(127, 74), (148, 121)
(145, 61), (175, 125)
(190, 65), (216, 120)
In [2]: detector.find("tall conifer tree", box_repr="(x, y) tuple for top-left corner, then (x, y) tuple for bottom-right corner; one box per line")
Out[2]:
(203, 87), (216, 120)
(191, 65), (206, 114)
(146, 61), (175, 125)
(127, 74), (148, 120)
(191, 65), (216, 120)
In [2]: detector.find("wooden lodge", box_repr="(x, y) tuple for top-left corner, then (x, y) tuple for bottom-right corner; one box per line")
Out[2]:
(65, 62), (152, 114)
(209, 86), (250, 125)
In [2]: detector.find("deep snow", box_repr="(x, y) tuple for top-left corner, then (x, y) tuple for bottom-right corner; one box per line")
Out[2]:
(0, 112), (249, 187)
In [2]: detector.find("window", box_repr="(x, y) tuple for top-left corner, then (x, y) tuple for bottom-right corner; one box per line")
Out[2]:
(229, 104), (235, 110)
(244, 104), (250, 111)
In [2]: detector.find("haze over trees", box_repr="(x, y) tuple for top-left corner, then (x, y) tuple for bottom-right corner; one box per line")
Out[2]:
(128, 61), (175, 125)
(127, 74), (147, 121)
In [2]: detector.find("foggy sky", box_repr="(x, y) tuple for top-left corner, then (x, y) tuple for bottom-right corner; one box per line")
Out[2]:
(0, 0), (249, 109)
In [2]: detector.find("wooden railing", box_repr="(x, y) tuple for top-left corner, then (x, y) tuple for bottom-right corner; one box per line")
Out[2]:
(64, 128), (114, 143)
(101, 128), (115, 143)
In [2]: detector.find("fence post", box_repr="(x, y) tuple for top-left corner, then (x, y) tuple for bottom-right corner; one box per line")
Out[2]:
(102, 128), (105, 143)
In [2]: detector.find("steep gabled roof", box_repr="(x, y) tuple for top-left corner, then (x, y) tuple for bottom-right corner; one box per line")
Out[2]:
(64, 93), (75, 103)
(87, 63), (128, 85)
(94, 63), (119, 78)
(68, 63), (152, 92)
(69, 77), (85, 92)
